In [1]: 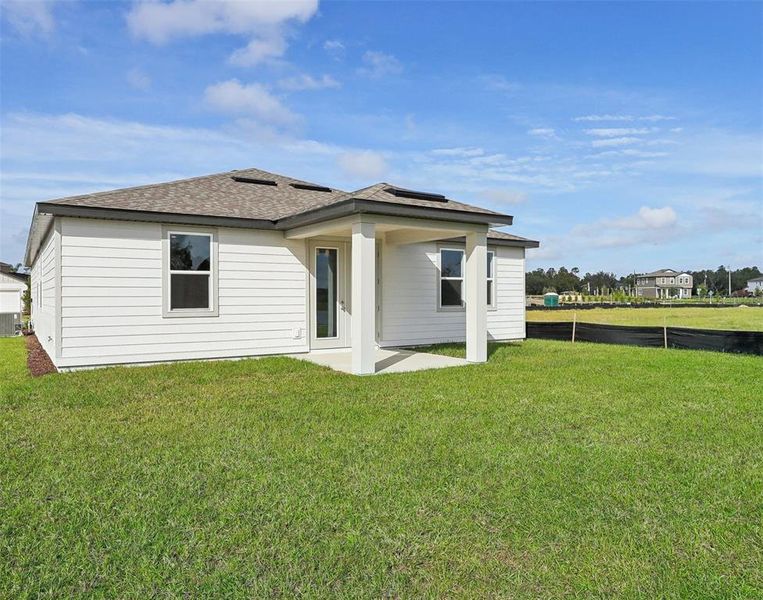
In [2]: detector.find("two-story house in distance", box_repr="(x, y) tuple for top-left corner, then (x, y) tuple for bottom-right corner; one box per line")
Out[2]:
(636, 269), (693, 299)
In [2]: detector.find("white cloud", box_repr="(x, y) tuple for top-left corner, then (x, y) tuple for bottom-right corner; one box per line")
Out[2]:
(2, 0), (56, 35)
(126, 67), (151, 90)
(575, 114), (636, 122)
(584, 128), (652, 137)
(479, 74), (523, 93)
(563, 206), (680, 250)
(228, 35), (287, 67)
(528, 128), (557, 139)
(204, 80), (298, 127)
(615, 206), (678, 229)
(591, 137), (642, 148)
(126, 0), (318, 66)
(276, 74), (340, 91)
(337, 150), (388, 179)
(640, 115), (677, 122)
(431, 147), (485, 158)
(357, 50), (402, 78)
(574, 114), (676, 122)
(657, 130), (763, 178)
(594, 149), (670, 158)
(482, 189), (528, 206)
(323, 39), (345, 59)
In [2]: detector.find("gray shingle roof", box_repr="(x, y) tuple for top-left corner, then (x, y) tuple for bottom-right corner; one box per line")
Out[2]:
(485, 229), (540, 247)
(45, 167), (347, 222)
(642, 269), (687, 277)
(28, 166), (540, 264)
(347, 183), (506, 217)
(43, 167), (507, 222)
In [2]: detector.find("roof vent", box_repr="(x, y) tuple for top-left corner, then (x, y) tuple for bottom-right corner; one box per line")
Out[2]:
(290, 183), (332, 193)
(232, 176), (277, 186)
(384, 187), (447, 202)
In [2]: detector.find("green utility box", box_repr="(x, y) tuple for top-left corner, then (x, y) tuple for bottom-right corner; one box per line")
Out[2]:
(543, 292), (559, 307)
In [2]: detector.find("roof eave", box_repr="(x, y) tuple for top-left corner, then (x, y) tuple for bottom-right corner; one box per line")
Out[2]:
(442, 235), (540, 249)
(274, 198), (514, 230)
(36, 202), (277, 230)
(26, 198), (516, 262)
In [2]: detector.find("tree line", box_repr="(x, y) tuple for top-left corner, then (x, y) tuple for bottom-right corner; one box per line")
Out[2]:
(526, 265), (763, 296)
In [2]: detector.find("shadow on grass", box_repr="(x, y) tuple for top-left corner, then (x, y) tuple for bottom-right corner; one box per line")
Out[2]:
(411, 340), (520, 360)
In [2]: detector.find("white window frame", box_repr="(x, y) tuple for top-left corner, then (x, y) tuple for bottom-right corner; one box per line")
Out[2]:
(437, 246), (497, 311)
(438, 247), (464, 310)
(162, 226), (219, 318)
(487, 250), (497, 310)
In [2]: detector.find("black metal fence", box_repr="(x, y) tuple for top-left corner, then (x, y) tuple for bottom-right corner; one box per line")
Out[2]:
(526, 322), (763, 356)
(527, 303), (763, 311)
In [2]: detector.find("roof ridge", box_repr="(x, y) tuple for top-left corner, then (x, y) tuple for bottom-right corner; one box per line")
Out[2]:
(46, 166), (344, 205)
(46, 169), (240, 205)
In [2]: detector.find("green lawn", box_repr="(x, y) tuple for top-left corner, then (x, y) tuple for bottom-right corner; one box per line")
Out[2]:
(2, 337), (761, 598)
(527, 306), (763, 331)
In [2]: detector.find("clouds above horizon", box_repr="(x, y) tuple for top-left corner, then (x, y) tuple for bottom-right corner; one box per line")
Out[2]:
(1, 0), (57, 36)
(204, 80), (299, 128)
(126, 0), (318, 66)
(357, 50), (403, 78)
(1, 1), (760, 273)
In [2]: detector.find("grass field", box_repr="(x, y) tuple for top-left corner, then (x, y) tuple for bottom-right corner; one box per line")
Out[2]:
(527, 305), (763, 331)
(2, 337), (761, 597)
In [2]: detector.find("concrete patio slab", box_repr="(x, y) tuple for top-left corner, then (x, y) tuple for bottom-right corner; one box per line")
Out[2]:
(288, 347), (470, 375)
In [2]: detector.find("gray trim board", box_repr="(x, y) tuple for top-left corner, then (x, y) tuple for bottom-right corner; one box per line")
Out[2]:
(274, 198), (514, 229)
(37, 203), (276, 230)
(441, 235), (540, 249)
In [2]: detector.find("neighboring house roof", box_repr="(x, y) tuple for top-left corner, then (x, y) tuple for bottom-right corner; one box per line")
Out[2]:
(26, 166), (538, 264)
(747, 276), (763, 283)
(640, 269), (690, 278)
(0, 262), (29, 283)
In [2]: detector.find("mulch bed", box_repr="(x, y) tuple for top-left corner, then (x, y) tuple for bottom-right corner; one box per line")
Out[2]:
(26, 333), (57, 376)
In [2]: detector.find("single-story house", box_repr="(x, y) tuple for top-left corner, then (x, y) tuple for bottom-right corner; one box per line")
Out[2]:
(24, 167), (538, 374)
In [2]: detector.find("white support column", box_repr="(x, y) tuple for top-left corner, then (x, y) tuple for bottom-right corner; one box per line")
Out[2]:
(465, 230), (488, 363)
(351, 220), (376, 375)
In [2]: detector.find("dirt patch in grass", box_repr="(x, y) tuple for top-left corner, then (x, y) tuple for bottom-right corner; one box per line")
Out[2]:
(26, 334), (56, 376)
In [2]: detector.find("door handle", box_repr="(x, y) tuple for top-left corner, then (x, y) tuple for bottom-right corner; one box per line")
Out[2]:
(339, 300), (346, 311)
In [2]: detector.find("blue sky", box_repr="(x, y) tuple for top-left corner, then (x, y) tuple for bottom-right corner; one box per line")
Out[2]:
(1, 0), (761, 273)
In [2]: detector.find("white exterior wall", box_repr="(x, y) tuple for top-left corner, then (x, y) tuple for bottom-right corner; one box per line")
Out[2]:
(42, 216), (528, 369)
(29, 226), (58, 359)
(379, 241), (526, 347)
(0, 273), (26, 313)
(57, 217), (308, 369)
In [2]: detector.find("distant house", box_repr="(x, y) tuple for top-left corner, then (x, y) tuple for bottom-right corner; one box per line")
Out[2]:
(0, 262), (28, 313)
(747, 276), (763, 294)
(636, 269), (693, 299)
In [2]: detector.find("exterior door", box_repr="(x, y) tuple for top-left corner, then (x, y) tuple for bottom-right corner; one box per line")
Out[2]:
(309, 241), (350, 349)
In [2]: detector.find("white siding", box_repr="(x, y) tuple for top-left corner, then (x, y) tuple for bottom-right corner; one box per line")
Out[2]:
(379, 241), (526, 347)
(29, 226), (58, 360)
(0, 272), (26, 313)
(58, 217), (308, 368)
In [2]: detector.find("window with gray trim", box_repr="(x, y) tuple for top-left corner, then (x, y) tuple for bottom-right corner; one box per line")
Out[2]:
(168, 232), (212, 311)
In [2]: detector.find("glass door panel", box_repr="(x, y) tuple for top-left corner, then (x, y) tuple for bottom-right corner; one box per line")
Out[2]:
(315, 248), (338, 339)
